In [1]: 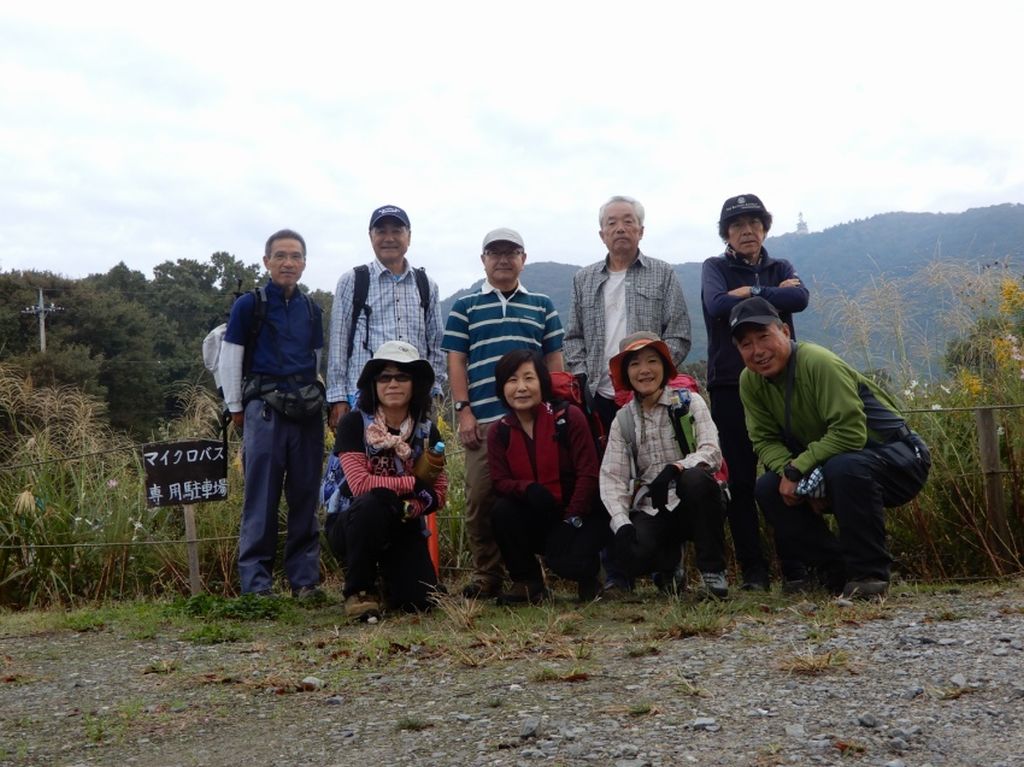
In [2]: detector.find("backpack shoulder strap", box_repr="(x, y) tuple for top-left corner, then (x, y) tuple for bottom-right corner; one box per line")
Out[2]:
(347, 265), (371, 357)
(551, 403), (570, 446)
(242, 287), (267, 377)
(413, 267), (432, 358)
(617, 404), (637, 457)
(413, 267), (431, 311)
(667, 388), (695, 456)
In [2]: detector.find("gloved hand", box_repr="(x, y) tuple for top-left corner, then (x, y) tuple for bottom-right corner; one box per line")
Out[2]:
(525, 483), (559, 515)
(614, 523), (637, 571)
(368, 487), (404, 519)
(411, 478), (440, 516)
(647, 464), (681, 511)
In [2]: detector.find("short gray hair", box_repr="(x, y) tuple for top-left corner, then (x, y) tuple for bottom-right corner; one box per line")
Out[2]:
(599, 195), (645, 227)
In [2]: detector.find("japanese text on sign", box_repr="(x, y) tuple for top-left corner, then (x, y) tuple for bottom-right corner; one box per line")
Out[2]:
(142, 439), (228, 508)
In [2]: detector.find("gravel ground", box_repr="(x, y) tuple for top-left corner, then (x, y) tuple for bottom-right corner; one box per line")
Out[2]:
(2, 579), (1024, 767)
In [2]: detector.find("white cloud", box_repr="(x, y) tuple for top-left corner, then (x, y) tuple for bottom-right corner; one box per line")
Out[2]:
(2, 1), (1023, 296)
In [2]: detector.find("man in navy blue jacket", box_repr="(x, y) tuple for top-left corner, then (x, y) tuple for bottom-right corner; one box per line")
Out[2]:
(701, 195), (809, 591)
(220, 229), (325, 598)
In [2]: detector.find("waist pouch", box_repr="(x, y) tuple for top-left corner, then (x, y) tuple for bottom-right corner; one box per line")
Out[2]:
(244, 377), (325, 421)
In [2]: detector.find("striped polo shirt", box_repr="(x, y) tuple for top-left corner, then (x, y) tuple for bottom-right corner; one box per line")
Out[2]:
(442, 282), (564, 424)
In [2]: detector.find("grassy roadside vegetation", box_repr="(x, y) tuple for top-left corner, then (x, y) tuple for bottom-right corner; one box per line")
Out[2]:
(0, 264), (1022, 608)
(1, 579), (997, 666)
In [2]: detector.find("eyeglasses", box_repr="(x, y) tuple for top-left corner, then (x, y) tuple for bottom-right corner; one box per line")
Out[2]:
(269, 252), (305, 262)
(376, 373), (412, 384)
(484, 249), (524, 260)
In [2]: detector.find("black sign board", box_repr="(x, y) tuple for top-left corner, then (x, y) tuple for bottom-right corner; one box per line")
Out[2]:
(141, 439), (228, 508)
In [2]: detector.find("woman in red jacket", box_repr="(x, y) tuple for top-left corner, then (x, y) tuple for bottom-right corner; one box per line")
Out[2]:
(487, 349), (606, 604)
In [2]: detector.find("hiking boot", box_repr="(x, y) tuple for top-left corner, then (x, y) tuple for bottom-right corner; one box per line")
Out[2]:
(782, 578), (813, 595)
(577, 578), (601, 603)
(292, 585), (327, 604)
(698, 571), (729, 599)
(248, 589), (277, 599)
(496, 581), (547, 606)
(652, 570), (687, 596)
(739, 571), (770, 592)
(344, 591), (381, 620)
(841, 579), (889, 600)
(461, 580), (501, 600)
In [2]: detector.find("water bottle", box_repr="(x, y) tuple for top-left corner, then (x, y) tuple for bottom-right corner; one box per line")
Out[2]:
(413, 441), (446, 484)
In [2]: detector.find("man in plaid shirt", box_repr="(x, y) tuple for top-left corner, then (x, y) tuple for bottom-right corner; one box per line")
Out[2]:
(326, 205), (445, 428)
(564, 195), (692, 594)
(564, 195), (691, 431)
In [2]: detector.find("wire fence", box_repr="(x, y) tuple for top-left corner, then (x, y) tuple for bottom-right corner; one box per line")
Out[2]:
(2, 401), (1022, 591)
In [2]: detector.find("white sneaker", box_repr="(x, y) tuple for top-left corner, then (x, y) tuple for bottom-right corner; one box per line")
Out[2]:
(699, 571), (729, 599)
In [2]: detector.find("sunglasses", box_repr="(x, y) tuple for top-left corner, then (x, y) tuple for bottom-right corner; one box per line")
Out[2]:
(376, 373), (413, 384)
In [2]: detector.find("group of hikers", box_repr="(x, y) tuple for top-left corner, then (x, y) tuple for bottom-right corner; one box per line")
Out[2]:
(217, 195), (932, 621)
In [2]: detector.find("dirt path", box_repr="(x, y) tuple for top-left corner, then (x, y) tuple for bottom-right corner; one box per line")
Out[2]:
(2, 581), (1024, 766)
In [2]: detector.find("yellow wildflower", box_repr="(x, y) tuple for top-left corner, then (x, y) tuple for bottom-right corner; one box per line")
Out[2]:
(999, 277), (1024, 316)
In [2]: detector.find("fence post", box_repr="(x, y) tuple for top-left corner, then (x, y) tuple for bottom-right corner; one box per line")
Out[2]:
(975, 407), (1010, 556)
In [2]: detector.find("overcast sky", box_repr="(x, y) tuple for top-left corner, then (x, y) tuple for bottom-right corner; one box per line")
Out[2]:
(3, 2), (1022, 297)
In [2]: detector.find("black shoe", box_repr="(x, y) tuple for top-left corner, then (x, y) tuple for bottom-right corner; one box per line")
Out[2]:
(496, 581), (547, 605)
(841, 579), (889, 599)
(782, 578), (814, 595)
(652, 570), (686, 596)
(461, 581), (500, 600)
(577, 578), (601, 603)
(600, 581), (639, 602)
(292, 585), (327, 604)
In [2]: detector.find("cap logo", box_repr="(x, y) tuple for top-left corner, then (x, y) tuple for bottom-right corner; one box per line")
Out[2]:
(737, 196), (746, 204)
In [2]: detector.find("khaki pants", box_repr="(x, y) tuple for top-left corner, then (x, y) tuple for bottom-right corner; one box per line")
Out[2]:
(463, 424), (504, 586)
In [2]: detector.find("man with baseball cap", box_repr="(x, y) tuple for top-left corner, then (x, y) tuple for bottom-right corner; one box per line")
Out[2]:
(326, 204), (446, 428)
(730, 297), (930, 598)
(442, 227), (565, 598)
(701, 193), (809, 591)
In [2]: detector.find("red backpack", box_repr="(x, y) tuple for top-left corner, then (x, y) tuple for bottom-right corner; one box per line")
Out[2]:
(549, 371), (607, 454)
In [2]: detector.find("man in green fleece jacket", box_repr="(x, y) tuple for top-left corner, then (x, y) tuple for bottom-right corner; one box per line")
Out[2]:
(730, 297), (931, 599)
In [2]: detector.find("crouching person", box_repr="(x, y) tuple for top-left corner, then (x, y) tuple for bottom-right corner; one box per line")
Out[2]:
(323, 341), (445, 620)
(487, 350), (606, 604)
(730, 297), (931, 599)
(600, 332), (729, 598)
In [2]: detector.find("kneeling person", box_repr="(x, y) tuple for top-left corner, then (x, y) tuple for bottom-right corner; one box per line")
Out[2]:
(600, 332), (728, 598)
(488, 350), (606, 604)
(324, 341), (445, 619)
(731, 297), (931, 598)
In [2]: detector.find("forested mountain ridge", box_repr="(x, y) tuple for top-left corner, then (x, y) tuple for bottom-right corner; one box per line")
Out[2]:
(2, 204), (1021, 435)
(442, 204), (1024, 366)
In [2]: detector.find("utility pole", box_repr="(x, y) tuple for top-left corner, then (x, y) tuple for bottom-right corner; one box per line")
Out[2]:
(21, 288), (64, 352)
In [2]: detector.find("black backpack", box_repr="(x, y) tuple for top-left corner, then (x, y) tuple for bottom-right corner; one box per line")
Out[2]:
(347, 264), (432, 357)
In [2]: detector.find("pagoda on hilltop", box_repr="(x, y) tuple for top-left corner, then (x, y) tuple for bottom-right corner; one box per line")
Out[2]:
(795, 212), (809, 235)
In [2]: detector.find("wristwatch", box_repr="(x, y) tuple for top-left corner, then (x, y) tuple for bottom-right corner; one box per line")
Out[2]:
(750, 285), (763, 297)
(783, 464), (803, 482)
(454, 400), (471, 412)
